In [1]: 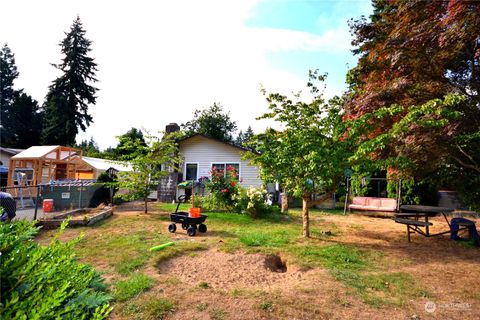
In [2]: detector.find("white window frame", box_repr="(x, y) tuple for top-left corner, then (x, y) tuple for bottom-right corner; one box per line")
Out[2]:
(209, 162), (241, 179)
(184, 162), (199, 181)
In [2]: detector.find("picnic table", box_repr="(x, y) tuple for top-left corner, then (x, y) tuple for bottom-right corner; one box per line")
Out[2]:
(394, 205), (456, 242)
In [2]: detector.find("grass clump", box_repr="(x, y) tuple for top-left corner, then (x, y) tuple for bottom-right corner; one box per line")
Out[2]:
(114, 273), (155, 302)
(259, 301), (274, 312)
(196, 302), (208, 311)
(198, 281), (210, 289)
(123, 297), (175, 320)
(209, 307), (227, 320)
(456, 239), (477, 248)
(141, 297), (175, 319)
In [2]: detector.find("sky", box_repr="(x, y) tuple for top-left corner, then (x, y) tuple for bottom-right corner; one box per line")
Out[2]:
(0, 0), (372, 150)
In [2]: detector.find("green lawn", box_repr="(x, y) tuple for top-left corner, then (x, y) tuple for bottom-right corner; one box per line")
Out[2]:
(36, 202), (470, 319)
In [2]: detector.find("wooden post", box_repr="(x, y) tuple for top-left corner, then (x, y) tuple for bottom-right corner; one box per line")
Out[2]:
(302, 195), (310, 238)
(343, 178), (349, 215)
(191, 181), (195, 207)
(7, 159), (15, 187)
(281, 192), (288, 213)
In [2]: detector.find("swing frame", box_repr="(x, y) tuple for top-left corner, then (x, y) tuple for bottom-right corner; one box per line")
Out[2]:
(343, 177), (402, 214)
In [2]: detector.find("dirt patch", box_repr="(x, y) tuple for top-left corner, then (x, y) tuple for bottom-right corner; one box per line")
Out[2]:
(157, 249), (309, 290)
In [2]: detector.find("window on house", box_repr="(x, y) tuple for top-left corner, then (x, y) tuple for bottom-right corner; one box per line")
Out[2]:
(211, 163), (240, 179)
(185, 163), (198, 181)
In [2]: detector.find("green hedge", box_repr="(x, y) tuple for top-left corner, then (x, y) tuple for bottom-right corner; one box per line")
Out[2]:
(0, 220), (112, 319)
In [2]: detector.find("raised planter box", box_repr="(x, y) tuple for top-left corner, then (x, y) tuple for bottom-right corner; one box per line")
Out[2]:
(38, 207), (113, 229)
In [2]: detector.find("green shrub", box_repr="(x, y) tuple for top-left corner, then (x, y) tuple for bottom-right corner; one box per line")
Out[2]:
(233, 186), (272, 217)
(0, 220), (112, 319)
(113, 272), (154, 301)
(194, 194), (231, 212)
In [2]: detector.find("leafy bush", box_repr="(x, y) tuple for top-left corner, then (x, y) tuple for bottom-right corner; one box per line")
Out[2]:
(194, 194), (231, 212)
(234, 187), (271, 217)
(0, 220), (112, 319)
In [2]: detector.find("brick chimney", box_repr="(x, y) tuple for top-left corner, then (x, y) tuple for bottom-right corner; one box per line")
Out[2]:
(165, 123), (180, 134)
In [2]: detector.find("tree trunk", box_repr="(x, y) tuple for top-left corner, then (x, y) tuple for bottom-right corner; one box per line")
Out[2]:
(144, 195), (148, 214)
(302, 195), (310, 238)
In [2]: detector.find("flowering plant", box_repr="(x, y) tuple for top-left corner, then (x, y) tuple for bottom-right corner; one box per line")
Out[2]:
(205, 165), (240, 210)
(233, 186), (268, 217)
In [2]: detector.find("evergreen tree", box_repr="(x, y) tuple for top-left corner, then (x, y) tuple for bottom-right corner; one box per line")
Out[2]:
(182, 103), (237, 142)
(0, 44), (19, 146)
(235, 130), (244, 145)
(76, 137), (100, 156)
(0, 44), (18, 110)
(7, 92), (43, 148)
(235, 126), (254, 147)
(0, 44), (43, 148)
(243, 126), (254, 143)
(42, 16), (98, 146)
(114, 127), (147, 160)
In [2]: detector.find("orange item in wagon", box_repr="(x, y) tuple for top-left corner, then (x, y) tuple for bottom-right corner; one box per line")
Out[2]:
(188, 207), (201, 218)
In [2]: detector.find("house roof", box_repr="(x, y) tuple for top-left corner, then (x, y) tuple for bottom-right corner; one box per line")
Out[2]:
(82, 156), (132, 172)
(12, 146), (80, 160)
(0, 147), (24, 155)
(177, 134), (258, 154)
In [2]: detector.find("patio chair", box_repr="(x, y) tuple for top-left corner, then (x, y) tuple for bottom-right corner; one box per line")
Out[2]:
(450, 217), (480, 247)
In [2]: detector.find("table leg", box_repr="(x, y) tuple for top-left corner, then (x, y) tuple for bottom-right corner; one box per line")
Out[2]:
(407, 225), (411, 242)
(425, 215), (430, 236)
(442, 213), (451, 227)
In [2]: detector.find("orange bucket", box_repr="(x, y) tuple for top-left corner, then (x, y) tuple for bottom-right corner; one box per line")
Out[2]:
(43, 199), (54, 213)
(188, 207), (201, 218)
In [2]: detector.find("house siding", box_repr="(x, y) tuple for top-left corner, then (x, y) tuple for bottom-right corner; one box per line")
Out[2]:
(179, 136), (261, 188)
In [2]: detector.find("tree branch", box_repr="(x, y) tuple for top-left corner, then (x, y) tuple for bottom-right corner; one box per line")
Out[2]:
(456, 143), (478, 168)
(308, 193), (333, 208)
(451, 155), (480, 174)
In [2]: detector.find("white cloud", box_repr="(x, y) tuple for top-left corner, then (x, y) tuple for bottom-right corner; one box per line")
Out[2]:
(247, 25), (352, 53)
(0, 0), (353, 149)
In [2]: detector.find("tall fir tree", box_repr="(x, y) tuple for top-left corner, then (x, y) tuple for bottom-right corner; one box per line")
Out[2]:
(0, 44), (43, 148)
(235, 126), (254, 147)
(7, 92), (43, 148)
(235, 130), (244, 145)
(42, 16), (98, 146)
(243, 126), (254, 143)
(0, 44), (19, 146)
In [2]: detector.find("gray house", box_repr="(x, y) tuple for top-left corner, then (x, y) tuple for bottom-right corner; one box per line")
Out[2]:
(157, 129), (262, 202)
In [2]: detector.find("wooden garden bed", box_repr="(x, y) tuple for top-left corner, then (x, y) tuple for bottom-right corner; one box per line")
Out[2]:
(38, 207), (113, 229)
